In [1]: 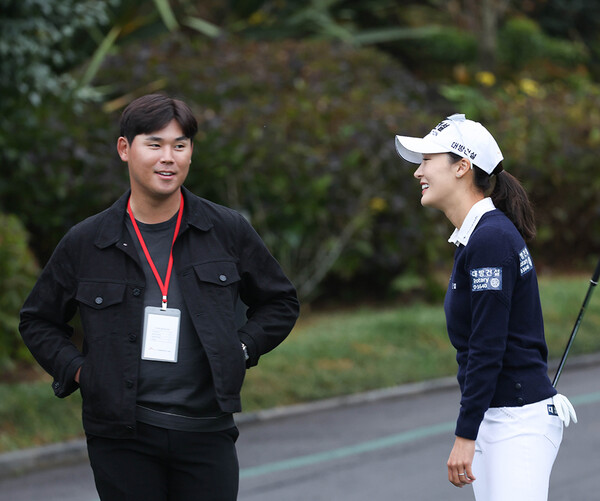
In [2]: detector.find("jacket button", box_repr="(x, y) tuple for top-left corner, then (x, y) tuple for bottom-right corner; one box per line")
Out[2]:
(515, 383), (522, 390)
(94, 296), (103, 305)
(219, 274), (227, 282)
(126, 380), (134, 388)
(129, 334), (137, 343)
(517, 397), (524, 405)
(132, 288), (141, 296)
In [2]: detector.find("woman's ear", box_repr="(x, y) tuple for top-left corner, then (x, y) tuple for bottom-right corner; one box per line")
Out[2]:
(455, 157), (472, 178)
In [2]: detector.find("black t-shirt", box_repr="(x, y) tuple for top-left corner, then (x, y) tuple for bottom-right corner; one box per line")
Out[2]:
(126, 212), (233, 431)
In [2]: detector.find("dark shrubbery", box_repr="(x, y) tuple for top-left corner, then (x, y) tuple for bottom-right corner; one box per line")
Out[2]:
(4, 33), (600, 305)
(0, 214), (39, 371)
(0, 0), (125, 264)
(71, 35), (449, 301)
(497, 17), (588, 72)
(441, 73), (600, 270)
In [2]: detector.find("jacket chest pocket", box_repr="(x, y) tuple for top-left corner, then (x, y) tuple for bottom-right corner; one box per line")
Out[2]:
(193, 261), (241, 310)
(77, 281), (127, 309)
(76, 281), (128, 337)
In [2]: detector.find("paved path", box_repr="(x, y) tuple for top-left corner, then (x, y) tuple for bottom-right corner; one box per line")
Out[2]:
(1, 361), (598, 500)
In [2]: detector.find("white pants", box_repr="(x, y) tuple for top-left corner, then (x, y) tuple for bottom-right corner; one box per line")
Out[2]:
(472, 397), (563, 501)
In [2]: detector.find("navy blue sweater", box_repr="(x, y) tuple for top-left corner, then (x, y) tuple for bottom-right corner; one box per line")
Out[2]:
(444, 210), (556, 440)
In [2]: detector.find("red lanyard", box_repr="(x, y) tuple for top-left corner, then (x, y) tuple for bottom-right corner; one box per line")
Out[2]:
(127, 193), (184, 310)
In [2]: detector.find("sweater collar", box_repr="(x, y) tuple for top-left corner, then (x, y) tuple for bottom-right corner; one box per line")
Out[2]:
(94, 186), (214, 249)
(448, 197), (496, 247)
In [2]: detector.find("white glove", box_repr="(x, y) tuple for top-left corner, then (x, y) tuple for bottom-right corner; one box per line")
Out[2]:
(553, 394), (577, 427)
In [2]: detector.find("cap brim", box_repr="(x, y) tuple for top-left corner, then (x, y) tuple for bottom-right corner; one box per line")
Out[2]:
(394, 135), (450, 164)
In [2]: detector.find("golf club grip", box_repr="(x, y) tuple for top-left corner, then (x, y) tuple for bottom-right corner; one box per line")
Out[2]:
(592, 258), (600, 284)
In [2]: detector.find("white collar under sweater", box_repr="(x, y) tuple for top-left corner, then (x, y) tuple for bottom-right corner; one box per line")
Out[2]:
(448, 197), (496, 247)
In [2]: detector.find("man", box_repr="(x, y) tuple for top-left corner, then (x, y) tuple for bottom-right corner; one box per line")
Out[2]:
(19, 94), (300, 500)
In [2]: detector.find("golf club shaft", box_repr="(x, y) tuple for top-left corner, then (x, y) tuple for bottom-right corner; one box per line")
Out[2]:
(552, 258), (600, 388)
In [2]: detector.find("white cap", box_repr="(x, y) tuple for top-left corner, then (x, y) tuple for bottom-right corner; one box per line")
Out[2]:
(394, 113), (503, 175)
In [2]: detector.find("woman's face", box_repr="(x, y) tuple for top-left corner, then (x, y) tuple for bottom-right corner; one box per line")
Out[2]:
(413, 153), (460, 210)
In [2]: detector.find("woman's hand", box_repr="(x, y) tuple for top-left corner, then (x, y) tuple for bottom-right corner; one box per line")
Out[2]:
(447, 436), (476, 487)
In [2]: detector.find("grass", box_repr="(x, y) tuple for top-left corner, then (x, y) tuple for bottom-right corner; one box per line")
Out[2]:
(241, 303), (454, 410)
(1, 274), (599, 453)
(240, 274), (600, 411)
(0, 378), (83, 452)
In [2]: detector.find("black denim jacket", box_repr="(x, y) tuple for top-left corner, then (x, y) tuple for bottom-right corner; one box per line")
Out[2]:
(20, 187), (299, 438)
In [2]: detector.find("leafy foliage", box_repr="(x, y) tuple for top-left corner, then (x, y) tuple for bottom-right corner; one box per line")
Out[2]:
(0, 0), (123, 262)
(497, 16), (588, 72)
(3, 0), (600, 303)
(0, 0), (115, 105)
(91, 35), (443, 301)
(0, 214), (39, 371)
(527, 0), (600, 78)
(440, 73), (600, 268)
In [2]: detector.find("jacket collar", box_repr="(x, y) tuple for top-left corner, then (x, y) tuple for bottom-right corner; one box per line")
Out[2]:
(94, 186), (214, 249)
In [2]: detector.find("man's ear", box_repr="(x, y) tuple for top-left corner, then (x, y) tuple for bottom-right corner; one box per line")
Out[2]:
(455, 157), (472, 178)
(117, 136), (129, 162)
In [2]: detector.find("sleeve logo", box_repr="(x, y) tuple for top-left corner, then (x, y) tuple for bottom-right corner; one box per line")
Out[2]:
(519, 247), (533, 276)
(470, 267), (502, 292)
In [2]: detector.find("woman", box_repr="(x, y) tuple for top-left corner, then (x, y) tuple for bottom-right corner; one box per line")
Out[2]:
(394, 114), (576, 500)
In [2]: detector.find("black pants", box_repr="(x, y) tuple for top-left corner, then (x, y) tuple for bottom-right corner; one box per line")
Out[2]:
(86, 422), (239, 501)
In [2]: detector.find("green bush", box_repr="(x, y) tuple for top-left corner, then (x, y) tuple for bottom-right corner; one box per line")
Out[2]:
(0, 96), (128, 264)
(499, 80), (600, 267)
(3, 33), (447, 303)
(439, 75), (600, 269)
(391, 26), (478, 78)
(497, 17), (588, 73)
(412, 26), (478, 65)
(3, 30), (600, 306)
(0, 214), (39, 371)
(84, 35), (446, 301)
(0, 0), (123, 264)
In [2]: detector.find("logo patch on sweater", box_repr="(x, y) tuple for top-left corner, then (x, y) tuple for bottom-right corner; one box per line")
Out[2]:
(547, 404), (558, 416)
(470, 267), (502, 291)
(519, 247), (533, 276)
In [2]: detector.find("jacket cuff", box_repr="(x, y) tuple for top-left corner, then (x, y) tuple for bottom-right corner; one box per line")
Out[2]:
(52, 353), (84, 398)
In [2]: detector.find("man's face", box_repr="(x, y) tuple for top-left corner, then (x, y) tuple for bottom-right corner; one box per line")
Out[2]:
(117, 119), (193, 203)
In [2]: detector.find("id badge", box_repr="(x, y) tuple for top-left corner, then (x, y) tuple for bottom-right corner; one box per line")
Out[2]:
(141, 306), (181, 363)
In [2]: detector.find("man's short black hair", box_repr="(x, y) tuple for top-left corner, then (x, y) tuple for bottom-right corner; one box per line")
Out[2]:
(119, 94), (198, 144)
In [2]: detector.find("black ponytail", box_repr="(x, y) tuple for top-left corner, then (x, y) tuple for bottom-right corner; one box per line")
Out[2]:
(447, 153), (536, 241)
(474, 163), (536, 241)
